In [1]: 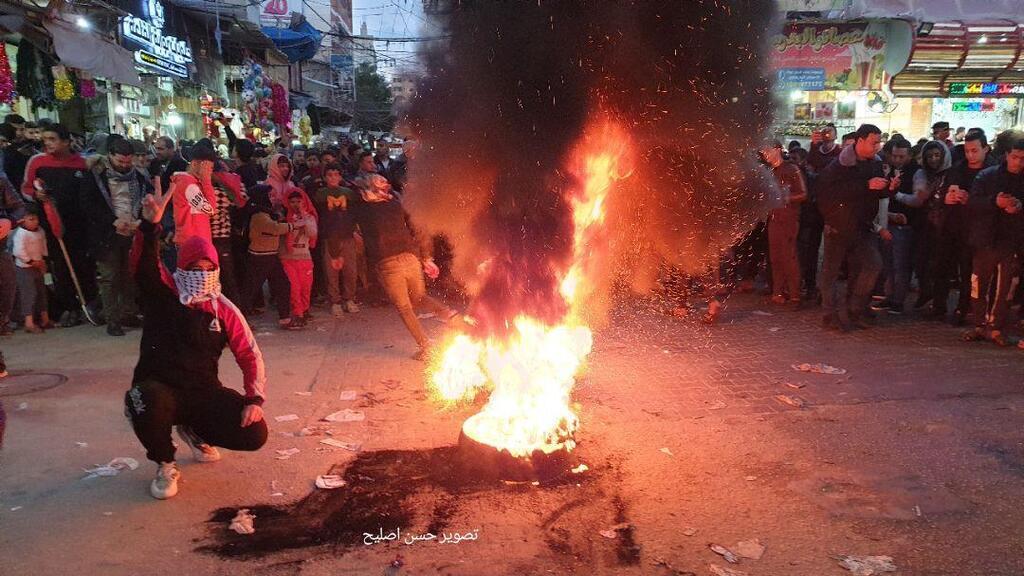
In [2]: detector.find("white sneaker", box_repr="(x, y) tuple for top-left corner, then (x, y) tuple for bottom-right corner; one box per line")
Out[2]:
(344, 300), (360, 313)
(150, 462), (180, 500)
(331, 303), (344, 318)
(176, 426), (221, 463)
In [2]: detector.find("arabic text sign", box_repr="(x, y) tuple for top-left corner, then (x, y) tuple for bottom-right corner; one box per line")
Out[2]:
(948, 82), (1024, 97)
(777, 68), (826, 90)
(120, 0), (192, 78)
(772, 22), (886, 91)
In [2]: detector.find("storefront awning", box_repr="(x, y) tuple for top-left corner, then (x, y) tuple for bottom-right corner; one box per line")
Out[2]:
(890, 21), (1024, 96)
(846, 0), (1024, 22)
(262, 20), (323, 63)
(43, 18), (141, 87)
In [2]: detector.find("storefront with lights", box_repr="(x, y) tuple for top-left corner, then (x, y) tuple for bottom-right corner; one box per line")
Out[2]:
(774, 18), (1024, 144)
(114, 0), (205, 140)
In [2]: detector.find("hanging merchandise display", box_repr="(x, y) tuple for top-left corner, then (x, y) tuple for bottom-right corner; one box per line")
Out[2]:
(79, 71), (97, 99)
(199, 92), (229, 138)
(298, 111), (311, 145)
(0, 44), (14, 105)
(240, 58), (276, 136)
(16, 40), (56, 111)
(53, 65), (76, 101)
(271, 82), (289, 132)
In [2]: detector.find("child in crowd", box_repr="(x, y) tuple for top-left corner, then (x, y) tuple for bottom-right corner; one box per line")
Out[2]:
(313, 164), (360, 318)
(280, 191), (317, 329)
(11, 211), (50, 333)
(242, 186), (293, 327)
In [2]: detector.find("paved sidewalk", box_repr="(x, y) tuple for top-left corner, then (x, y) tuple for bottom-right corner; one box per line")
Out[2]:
(1, 296), (1023, 575)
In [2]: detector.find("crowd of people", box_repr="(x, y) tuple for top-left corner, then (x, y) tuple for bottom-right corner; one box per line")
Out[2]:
(699, 119), (1024, 350)
(0, 114), (458, 497)
(0, 114), (449, 347)
(2, 109), (1023, 496)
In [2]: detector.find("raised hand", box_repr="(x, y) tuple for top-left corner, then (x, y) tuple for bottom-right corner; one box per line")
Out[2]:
(142, 176), (174, 223)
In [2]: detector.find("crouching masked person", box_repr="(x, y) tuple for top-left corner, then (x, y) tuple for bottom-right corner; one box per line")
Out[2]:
(124, 182), (267, 500)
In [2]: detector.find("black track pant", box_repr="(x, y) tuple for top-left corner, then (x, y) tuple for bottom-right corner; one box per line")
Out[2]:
(124, 380), (268, 464)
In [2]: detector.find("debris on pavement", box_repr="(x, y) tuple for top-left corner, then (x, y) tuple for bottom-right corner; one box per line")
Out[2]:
(315, 474), (347, 489)
(416, 312), (435, 319)
(10, 506), (23, 511)
(82, 457), (139, 479)
(660, 447), (674, 457)
(751, 310), (773, 316)
(297, 425), (334, 437)
(274, 414), (300, 422)
(682, 527), (698, 537)
(768, 327), (781, 332)
(320, 438), (362, 451)
(384, 554), (405, 576)
(339, 390), (358, 401)
(785, 382), (806, 389)
(571, 463), (589, 474)
(792, 363), (847, 375)
(322, 409), (365, 422)
(599, 522), (631, 539)
(275, 448), (300, 460)
(75, 442), (88, 448)
(836, 555), (897, 575)
(774, 394), (809, 409)
(16, 402), (27, 411)
(708, 565), (748, 576)
(743, 475), (758, 481)
(229, 509), (256, 535)
(294, 391), (312, 396)
(734, 539), (765, 560)
(709, 544), (739, 563)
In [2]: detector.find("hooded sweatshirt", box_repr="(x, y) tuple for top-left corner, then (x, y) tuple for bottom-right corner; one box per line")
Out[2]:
(131, 221), (266, 403)
(899, 141), (952, 218)
(264, 153), (317, 219)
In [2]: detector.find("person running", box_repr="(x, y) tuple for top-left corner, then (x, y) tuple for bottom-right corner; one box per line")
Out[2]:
(124, 183), (268, 500)
(351, 173), (457, 360)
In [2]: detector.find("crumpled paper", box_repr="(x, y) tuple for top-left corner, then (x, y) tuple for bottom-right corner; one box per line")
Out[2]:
(229, 509), (256, 535)
(82, 457), (139, 479)
(322, 409), (365, 422)
(792, 363), (847, 375)
(315, 474), (347, 489)
(836, 555), (897, 575)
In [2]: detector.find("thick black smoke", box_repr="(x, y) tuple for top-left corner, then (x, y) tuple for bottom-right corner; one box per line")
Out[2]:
(404, 0), (780, 333)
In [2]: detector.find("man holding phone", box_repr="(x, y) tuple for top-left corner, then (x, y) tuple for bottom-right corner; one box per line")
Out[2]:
(964, 139), (1024, 346)
(934, 130), (995, 325)
(816, 124), (899, 331)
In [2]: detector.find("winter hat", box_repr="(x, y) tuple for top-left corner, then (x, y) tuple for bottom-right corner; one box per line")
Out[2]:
(176, 235), (219, 270)
(190, 144), (218, 162)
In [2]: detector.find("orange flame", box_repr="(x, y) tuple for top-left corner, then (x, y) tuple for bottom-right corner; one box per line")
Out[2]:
(429, 118), (633, 458)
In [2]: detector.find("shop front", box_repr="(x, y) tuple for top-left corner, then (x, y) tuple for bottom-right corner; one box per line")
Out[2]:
(116, 0), (204, 140)
(772, 19), (914, 142)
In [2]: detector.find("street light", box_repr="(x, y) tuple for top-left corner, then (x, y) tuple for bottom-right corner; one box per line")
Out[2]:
(75, 16), (90, 29)
(115, 104), (127, 115)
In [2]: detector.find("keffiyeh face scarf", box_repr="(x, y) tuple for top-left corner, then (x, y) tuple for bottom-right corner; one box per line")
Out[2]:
(173, 268), (222, 306)
(173, 268), (223, 332)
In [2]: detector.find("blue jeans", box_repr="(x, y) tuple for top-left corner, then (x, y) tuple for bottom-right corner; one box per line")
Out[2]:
(883, 225), (914, 306)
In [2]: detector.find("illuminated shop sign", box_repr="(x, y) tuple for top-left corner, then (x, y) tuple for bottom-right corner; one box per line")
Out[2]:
(948, 82), (1024, 96)
(951, 101), (996, 112)
(120, 0), (193, 78)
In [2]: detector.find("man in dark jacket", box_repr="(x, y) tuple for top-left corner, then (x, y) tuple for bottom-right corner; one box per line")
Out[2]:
(82, 137), (153, 336)
(22, 123), (99, 327)
(351, 173), (456, 360)
(963, 139), (1024, 346)
(873, 137), (919, 314)
(816, 124), (895, 331)
(934, 130), (996, 325)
